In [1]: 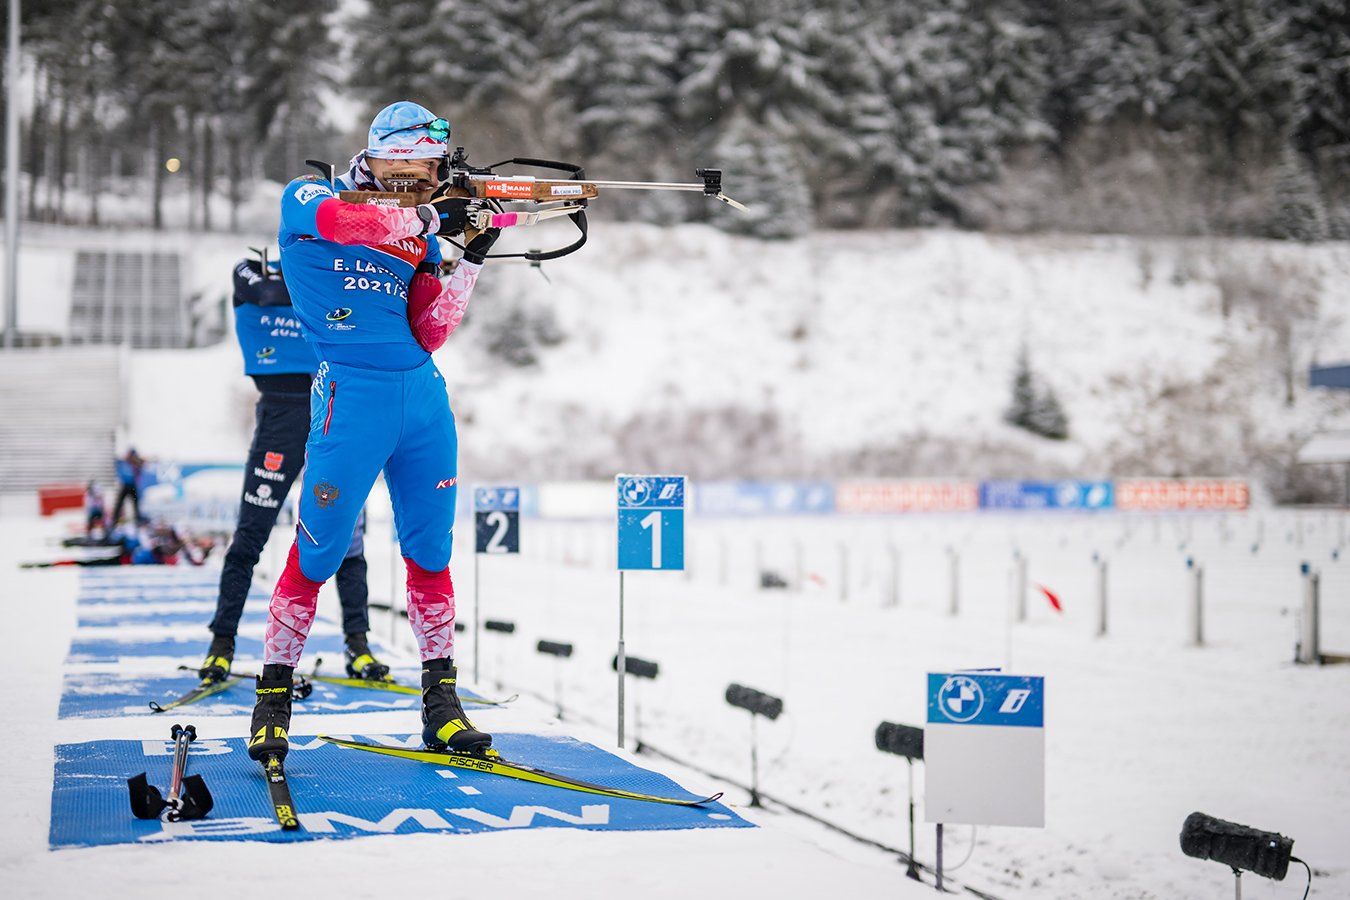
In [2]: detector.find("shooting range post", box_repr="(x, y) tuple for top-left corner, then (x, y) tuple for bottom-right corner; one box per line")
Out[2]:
(614, 475), (685, 747)
(472, 486), (520, 683)
(926, 672), (1045, 888)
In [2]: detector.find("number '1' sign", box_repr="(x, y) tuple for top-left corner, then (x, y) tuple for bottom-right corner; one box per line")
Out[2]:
(616, 475), (685, 571)
(474, 486), (520, 554)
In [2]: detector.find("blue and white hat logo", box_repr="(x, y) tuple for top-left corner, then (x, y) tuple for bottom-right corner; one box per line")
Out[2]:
(938, 675), (984, 722)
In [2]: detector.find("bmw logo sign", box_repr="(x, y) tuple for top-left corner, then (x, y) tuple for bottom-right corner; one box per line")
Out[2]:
(620, 477), (651, 506)
(938, 675), (984, 723)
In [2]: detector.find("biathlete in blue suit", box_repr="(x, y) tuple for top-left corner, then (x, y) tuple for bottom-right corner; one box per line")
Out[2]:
(249, 101), (502, 765)
(198, 254), (382, 687)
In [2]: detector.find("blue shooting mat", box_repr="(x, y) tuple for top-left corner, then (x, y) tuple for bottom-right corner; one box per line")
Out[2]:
(58, 669), (498, 719)
(79, 570), (222, 581)
(77, 588), (252, 606)
(76, 607), (267, 629)
(79, 573), (223, 591)
(50, 733), (750, 848)
(66, 632), (349, 665)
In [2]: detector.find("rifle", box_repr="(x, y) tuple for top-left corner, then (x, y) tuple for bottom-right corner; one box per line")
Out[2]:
(440, 147), (747, 262)
(309, 149), (747, 263)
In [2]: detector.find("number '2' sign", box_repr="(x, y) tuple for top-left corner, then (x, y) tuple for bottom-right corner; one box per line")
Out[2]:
(474, 486), (520, 554)
(616, 475), (685, 571)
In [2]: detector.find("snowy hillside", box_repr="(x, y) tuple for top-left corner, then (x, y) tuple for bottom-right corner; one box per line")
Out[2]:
(101, 224), (1350, 497)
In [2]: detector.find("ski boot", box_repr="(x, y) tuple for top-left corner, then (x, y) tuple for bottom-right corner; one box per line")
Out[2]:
(197, 633), (235, 683)
(247, 665), (294, 762)
(421, 659), (492, 755)
(344, 633), (391, 681)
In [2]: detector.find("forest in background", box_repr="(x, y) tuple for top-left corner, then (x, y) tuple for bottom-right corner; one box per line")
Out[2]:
(3, 0), (1347, 240)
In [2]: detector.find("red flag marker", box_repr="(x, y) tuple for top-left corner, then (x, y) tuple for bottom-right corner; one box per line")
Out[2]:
(1036, 584), (1063, 613)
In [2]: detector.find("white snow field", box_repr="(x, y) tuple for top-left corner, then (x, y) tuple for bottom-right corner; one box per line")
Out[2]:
(10, 222), (1345, 483)
(5, 505), (1346, 899)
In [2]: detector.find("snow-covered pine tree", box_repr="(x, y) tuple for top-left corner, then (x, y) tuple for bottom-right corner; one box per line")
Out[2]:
(671, 0), (855, 227)
(1269, 145), (1330, 241)
(100, 0), (189, 228)
(1059, 0), (1200, 132)
(1004, 344), (1068, 440)
(707, 110), (812, 239)
(348, 0), (448, 115)
(1004, 344), (1038, 432)
(1185, 0), (1305, 153)
(867, 0), (1052, 225)
(548, 0), (687, 220)
(245, 0), (340, 180)
(160, 0), (249, 230)
(428, 0), (572, 156)
(1285, 0), (1350, 236)
(1026, 380), (1070, 440)
(1287, 0), (1350, 166)
(792, 1), (897, 226)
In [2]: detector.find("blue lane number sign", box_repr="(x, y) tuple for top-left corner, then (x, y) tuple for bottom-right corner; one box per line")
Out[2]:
(474, 486), (520, 555)
(616, 475), (685, 571)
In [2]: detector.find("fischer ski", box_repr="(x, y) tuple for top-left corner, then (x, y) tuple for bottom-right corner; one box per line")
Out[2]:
(309, 658), (517, 705)
(261, 754), (299, 830)
(153, 667), (313, 713)
(318, 735), (722, 807)
(149, 675), (240, 713)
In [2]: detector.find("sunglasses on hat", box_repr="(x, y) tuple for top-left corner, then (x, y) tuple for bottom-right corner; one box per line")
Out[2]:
(380, 117), (450, 143)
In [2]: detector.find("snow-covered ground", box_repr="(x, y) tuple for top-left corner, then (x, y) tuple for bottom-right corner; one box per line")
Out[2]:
(371, 503), (1349, 899)
(11, 224), (1347, 489)
(1, 514), (939, 900)
(5, 218), (1350, 896)
(5, 501), (1348, 897)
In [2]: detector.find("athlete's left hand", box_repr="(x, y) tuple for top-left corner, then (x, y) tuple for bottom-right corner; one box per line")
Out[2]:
(462, 227), (500, 265)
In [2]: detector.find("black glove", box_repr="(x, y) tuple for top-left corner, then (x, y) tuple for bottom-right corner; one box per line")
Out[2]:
(462, 227), (500, 265)
(420, 196), (473, 237)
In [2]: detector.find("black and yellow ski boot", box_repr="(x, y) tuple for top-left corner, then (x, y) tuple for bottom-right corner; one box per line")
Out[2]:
(344, 633), (392, 681)
(247, 665), (294, 762)
(197, 633), (234, 683)
(421, 659), (492, 755)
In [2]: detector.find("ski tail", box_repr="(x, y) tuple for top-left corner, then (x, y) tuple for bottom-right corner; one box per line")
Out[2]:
(318, 735), (722, 807)
(263, 755), (300, 830)
(305, 664), (516, 705)
(149, 676), (239, 713)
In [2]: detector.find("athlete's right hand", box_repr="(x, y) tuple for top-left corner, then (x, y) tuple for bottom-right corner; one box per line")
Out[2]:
(418, 196), (492, 237)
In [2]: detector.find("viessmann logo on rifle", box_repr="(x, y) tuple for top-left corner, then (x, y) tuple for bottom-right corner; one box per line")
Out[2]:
(484, 180), (537, 200)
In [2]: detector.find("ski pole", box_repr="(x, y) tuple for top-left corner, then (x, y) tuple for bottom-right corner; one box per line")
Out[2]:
(166, 723), (195, 820)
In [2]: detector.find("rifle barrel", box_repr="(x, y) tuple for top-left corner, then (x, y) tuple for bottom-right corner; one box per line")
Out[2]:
(583, 180), (707, 192)
(460, 172), (705, 193)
